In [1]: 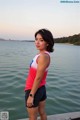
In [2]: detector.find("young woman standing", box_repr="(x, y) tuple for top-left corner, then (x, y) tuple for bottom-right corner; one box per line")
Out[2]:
(24, 29), (54, 120)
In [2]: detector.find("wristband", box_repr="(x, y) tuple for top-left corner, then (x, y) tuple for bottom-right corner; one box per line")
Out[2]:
(29, 94), (34, 98)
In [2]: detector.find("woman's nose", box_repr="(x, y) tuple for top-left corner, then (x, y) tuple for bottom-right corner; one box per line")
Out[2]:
(35, 40), (39, 44)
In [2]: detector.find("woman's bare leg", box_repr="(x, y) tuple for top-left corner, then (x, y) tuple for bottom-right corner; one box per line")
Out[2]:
(38, 100), (47, 120)
(27, 107), (38, 120)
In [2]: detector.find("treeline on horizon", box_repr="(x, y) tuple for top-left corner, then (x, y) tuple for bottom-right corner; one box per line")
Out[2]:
(54, 33), (80, 45)
(0, 33), (80, 45)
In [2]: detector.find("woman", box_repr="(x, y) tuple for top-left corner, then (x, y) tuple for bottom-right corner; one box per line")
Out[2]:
(24, 29), (54, 120)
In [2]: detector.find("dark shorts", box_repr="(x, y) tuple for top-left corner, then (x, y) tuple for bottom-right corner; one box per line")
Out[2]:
(25, 85), (47, 107)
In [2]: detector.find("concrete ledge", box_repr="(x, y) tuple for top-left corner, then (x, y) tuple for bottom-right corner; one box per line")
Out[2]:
(18, 111), (80, 120)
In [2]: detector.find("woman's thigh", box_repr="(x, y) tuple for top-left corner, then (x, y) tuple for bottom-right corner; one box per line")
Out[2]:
(27, 107), (38, 119)
(38, 100), (46, 115)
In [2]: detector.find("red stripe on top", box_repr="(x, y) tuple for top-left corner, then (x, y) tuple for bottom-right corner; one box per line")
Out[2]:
(25, 67), (47, 90)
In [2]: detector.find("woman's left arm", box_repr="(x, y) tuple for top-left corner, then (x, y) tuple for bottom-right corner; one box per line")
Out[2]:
(30, 53), (49, 95)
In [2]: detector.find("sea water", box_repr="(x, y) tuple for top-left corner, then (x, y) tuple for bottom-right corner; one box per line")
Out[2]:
(0, 41), (80, 120)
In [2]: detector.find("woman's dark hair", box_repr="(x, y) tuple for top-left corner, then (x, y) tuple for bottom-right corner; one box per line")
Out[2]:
(35, 29), (54, 52)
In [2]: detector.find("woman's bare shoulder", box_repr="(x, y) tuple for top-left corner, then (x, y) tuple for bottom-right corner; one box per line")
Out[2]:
(38, 53), (50, 62)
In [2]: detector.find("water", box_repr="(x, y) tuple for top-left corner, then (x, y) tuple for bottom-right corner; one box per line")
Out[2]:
(0, 41), (80, 120)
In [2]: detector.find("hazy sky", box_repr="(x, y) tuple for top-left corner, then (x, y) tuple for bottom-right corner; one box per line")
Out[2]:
(0, 0), (80, 40)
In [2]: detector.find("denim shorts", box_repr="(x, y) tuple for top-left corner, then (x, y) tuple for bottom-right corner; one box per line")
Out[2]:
(25, 85), (47, 107)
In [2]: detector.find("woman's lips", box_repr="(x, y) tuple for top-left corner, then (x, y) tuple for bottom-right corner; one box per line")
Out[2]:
(36, 45), (40, 48)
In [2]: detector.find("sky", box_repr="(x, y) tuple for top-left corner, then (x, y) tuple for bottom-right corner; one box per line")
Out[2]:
(0, 0), (80, 40)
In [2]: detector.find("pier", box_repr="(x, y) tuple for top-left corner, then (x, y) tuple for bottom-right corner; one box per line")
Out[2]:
(18, 111), (80, 120)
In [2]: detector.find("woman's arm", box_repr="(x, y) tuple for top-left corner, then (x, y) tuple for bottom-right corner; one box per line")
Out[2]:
(30, 53), (49, 96)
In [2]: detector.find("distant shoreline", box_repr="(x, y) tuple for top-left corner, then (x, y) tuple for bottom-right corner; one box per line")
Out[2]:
(54, 33), (80, 46)
(0, 33), (80, 45)
(0, 40), (79, 46)
(0, 39), (34, 43)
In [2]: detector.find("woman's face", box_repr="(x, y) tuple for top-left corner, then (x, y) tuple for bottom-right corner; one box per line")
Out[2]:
(35, 34), (48, 51)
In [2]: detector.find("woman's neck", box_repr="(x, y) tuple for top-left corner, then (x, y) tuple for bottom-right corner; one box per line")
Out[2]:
(39, 50), (47, 54)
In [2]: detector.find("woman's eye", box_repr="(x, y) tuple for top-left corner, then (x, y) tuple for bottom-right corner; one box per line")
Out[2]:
(35, 38), (38, 41)
(40, 39), (44, 41)
(35, 38), (44, 42)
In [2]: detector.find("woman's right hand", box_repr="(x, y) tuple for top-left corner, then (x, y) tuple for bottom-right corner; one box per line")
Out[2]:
(27, 95), (34, 107)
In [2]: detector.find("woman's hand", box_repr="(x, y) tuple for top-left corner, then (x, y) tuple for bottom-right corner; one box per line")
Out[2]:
(27, 95), (34, 108)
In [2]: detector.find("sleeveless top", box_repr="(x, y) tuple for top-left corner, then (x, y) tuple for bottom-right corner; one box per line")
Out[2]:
(24, 51), (50, 90)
